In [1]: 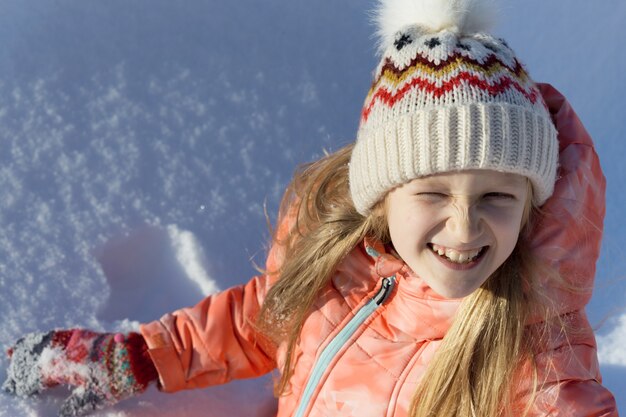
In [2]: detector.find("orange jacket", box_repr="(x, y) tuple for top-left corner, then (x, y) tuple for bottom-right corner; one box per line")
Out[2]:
(140, 84), (618, 416)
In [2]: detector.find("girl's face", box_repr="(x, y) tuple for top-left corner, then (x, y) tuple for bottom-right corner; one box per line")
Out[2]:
(385, 169), (529, 299)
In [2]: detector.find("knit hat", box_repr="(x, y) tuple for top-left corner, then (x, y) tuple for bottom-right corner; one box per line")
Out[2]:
(349, 0), (558, 215)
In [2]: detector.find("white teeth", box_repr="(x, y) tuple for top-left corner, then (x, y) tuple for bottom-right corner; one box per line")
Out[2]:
(431, 244), (483, 264)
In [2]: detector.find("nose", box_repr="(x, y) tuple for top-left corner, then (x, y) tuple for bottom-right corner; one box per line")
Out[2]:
(446, 200), (483, 244)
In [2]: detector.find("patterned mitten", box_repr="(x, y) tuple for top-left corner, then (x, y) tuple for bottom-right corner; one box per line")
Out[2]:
(3, 329), (158, 416)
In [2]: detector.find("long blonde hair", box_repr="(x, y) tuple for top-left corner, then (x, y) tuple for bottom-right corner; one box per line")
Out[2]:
(256, 142), (566, 416)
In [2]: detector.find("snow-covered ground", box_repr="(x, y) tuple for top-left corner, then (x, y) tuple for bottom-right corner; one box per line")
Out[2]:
(0, 0), (624, 415)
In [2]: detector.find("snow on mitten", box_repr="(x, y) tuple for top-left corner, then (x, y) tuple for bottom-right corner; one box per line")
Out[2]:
(3, 329), (158, 416)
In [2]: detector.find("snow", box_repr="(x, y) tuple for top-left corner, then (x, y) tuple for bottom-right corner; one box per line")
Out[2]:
(0, 0), (624, 415)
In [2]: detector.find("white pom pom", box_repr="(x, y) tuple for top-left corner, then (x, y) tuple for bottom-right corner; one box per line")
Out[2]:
(371, 0), (499, 54)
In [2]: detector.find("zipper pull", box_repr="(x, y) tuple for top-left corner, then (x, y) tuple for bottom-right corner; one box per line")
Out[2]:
(373, 276), (396, 305)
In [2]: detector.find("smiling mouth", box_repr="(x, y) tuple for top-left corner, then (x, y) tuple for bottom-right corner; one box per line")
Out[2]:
(427, 243), (489, 264)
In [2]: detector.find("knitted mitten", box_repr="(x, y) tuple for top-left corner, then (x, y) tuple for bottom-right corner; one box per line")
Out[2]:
(3, 329), (158, 417)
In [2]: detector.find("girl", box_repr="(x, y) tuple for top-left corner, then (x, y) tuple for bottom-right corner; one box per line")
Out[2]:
(3, 0), (619, 416)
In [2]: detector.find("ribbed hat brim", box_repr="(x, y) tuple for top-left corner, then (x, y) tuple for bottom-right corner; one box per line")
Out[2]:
(349, 102), (558, 215)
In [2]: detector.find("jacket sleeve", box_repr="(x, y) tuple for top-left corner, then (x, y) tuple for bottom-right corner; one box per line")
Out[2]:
(512, 311), (619, 416)
(514, 85), (618, 416)
(139, 205), (295, 393)
(531, 83), (606, 314)
(531, 379), (618, 417)
(139, 275), (275, 392)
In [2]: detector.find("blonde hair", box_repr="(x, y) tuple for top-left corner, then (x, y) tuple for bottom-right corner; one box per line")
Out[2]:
(256, 142), (569, 416)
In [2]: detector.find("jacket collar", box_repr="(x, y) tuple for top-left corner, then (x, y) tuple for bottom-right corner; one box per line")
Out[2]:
(362, 237), (460, 300)
(363, 237), (405, 278)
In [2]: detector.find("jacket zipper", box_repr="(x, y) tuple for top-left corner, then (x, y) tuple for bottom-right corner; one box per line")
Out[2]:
(293, 276), (397, 417)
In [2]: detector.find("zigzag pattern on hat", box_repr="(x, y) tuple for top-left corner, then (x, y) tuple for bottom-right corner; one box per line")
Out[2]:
(361, 69), (540, 122)
(367, 52), (529, 98)
(361, 33), (542, 124)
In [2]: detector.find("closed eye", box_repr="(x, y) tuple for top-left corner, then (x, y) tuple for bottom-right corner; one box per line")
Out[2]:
(415, 192), (516, 201)
(483, 192), (515, 199)
(419, 192), (512, 197)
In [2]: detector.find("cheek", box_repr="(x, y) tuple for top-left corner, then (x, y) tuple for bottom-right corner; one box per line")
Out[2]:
(485, 207), (524, 251)
(388, 207), (436, 248)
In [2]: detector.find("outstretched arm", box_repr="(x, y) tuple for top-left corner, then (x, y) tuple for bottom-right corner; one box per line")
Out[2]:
(140, 273), (278, 392)
(139, 197), (296, 392)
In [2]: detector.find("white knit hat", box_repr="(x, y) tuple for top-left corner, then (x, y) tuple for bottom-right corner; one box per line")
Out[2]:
(349, 0), (558, 215)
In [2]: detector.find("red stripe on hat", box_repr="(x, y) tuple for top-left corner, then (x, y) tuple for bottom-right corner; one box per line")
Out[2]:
(361, 72), (539, 122)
